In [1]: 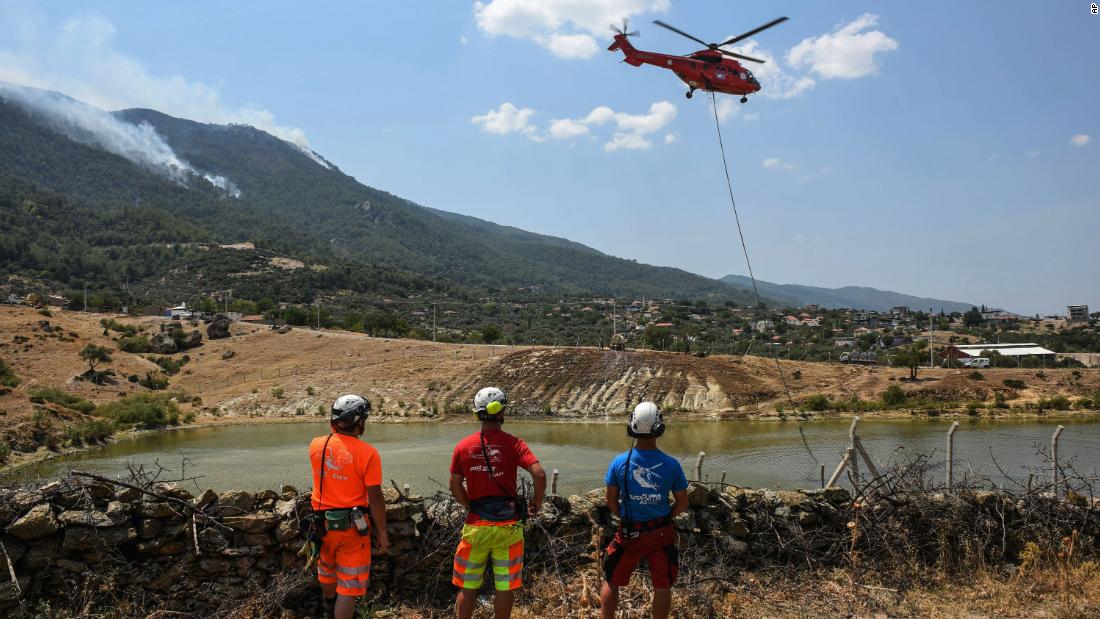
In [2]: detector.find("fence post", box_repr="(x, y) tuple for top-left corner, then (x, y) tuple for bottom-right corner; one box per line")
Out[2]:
(1051, 425), (1064, 496)
(695, 451), (706, 482)
(720, 471), (727, 486)
(946, 421), (960, 491)
(848, 417), (860, 483)
(551, 469), (559, 495)
(825, 449), (852, 488)
(403, 483), (411, 497)
(820, 464), (825, 489)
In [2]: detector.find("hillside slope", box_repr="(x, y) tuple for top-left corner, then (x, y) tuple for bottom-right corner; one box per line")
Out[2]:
(0, 83), (758, 303)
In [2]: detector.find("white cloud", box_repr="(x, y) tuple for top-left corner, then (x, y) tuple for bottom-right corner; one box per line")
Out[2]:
(799, 165), (833, 181)
(546, 100), (676, 151)
(726, 41), (815, 100)
(473, 0), (670, 59)
(714, 97), (760, 122)
(762, 157), (796, 171)
(1026, 150), (1041, 158)
(786, 13), (898, 79)
(1070, 134), (1091, 147)
(460, 35), (469, 45)
(0, 11), (314, 153)
(548, 117), (589, 138)
(471, 102), (537, 135)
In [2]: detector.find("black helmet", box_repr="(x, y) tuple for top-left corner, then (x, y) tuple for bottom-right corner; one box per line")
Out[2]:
(331, 394), (371, 426)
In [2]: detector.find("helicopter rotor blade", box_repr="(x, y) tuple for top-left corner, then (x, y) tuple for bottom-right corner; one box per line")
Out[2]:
(652, 20), (711, 49)
(719, 48), (765, 63)
(718, 16), (788, 48)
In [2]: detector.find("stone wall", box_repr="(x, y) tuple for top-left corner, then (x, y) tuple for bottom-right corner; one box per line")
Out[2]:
(0, 476), (1096, 617)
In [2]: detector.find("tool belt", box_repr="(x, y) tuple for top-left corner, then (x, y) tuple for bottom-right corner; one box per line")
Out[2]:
(620, 514), (672, 534)
(470, 496), (526, 523)
(313, 507), (370, 533)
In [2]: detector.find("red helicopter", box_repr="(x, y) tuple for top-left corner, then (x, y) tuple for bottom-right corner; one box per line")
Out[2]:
(608, 17), (788, 102)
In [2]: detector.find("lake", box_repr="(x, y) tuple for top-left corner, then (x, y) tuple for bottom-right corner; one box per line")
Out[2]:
(9, 417), (1100, 495)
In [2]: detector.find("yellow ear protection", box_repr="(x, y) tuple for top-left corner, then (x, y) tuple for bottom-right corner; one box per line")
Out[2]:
(486, 400), (503, 415)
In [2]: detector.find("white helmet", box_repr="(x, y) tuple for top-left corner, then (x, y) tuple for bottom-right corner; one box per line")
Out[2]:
(628, 401), (664, 437)
(474, 387), (507, 417)
(331, 394), (371, 426)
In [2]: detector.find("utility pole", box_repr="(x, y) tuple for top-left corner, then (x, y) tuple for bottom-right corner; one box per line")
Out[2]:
(929, 307), (934, 368)
(432, 302), (437, 342)
(316, 301), (321, 330)
(83, 286), (87, 312)
(612, 299), (617, 337)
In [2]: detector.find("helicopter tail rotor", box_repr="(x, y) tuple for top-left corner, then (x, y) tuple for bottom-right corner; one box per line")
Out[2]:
(611, 18), (639, 38)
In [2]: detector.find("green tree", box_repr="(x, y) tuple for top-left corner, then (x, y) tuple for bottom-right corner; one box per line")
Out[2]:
(963, 307), (983, 328)
(481, 324), (501, 344)
(79, 343), (112, 373)
(892, 341), (929, 380)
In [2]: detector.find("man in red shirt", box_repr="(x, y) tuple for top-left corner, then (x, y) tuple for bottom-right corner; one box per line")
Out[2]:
(309, 394), (389, 619)
(450, 387), (546, 619)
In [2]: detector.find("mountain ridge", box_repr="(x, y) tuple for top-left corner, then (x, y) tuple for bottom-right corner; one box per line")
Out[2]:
(720, 274), (978, 313)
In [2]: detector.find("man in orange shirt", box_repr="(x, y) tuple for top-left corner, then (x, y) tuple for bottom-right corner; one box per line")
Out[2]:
(309, 394), (389, 619)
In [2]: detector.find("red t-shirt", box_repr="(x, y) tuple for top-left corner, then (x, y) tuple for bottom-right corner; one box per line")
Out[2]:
(450, 429), (538, 506)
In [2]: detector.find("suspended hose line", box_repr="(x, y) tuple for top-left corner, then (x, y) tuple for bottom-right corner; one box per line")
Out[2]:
(709, 92), (794, 406)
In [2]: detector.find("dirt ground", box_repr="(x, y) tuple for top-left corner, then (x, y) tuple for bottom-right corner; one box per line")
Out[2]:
(1, 305), (1098, 461)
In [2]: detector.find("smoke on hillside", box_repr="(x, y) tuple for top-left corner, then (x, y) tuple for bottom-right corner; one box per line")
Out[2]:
(0, 82), (241, 197)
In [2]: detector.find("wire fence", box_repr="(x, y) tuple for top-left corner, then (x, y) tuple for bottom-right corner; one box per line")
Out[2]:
(532, 420), (1100, 498)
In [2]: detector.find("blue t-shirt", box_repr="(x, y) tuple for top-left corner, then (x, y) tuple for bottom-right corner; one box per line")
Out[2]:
(604, 448), (688, 522)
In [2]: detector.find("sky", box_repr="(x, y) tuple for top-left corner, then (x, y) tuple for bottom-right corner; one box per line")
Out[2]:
(1, 1), (1097, 315)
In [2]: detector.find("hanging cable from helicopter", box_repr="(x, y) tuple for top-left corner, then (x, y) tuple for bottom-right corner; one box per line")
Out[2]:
(607, 16), (795, 405)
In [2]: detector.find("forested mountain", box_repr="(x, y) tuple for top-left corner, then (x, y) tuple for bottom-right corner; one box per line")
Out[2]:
(720, 274), (975, 313)
(0, 83), (758, 305)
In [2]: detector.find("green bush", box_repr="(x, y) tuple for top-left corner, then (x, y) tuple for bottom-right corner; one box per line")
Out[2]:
(1003, 379), (1026, 390)
(967, 371), (985, 381)
(28, 387), (95, 413)
(800, 394), (830, 412)
(0, 359), (20, 388)
(182, 412), (196, 424)
(1038, 395), (1071, 411)
(0, 441), (10, 463)
(882, 384), (907, 407)
(139, 371), (169, 391)
(271, 387), (284, 399)
(77, 419), (115, 443)
(93, 394), (180, 429)
(993, 391), (1008, 409)
(100, 318), (139, 337)
(148, 355), (188, 375)
(118, 335), (153, 353)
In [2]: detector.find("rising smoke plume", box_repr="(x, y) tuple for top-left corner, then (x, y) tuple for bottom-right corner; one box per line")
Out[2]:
(0, 82), (241, 197)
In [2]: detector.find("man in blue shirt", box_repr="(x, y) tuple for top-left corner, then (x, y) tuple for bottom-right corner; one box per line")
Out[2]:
(600, 402), (689, 619)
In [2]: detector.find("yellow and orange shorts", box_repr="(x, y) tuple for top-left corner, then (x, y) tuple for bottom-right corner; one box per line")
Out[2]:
(317, 528), (372, 596)
(452, 520), (524, 592)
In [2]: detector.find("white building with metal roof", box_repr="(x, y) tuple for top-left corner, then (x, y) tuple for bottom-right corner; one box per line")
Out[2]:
(945, 343), (1055, 359)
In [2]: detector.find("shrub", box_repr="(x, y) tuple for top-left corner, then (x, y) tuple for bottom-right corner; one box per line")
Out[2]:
(118, 336), (153, 353)
(967, 371), (985, 381)
(0, 359), (20, 388)
(993, 391), (1008, 409)
(306, 386), (316, 396)
(0, 442), (10, 464)
(271, 387), (284, 399)
(37, 308), (51, 317)
(79, 343), (112, 373)
(182, 412), (196, 424)
(191, 396), (202, 406)
(100, 318), (139, 337)
(28, 387), (95, 413)
(1003, 379), (1026, 390)
(147, 355), (187, 375)
(1038, 395), (1071, 411)
(800, 394), (830, 412)
(78, 419), (115, 443)
(882, 384), (907, 407)
(317, 403), (327, 416)
(93, 394), (180, 429)
(792, 370), (802, 380)
(966, 402), (982, 415)
(139, 371), (169, 391)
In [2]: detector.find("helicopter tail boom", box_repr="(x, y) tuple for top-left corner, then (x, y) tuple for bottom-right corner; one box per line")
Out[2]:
(608, 34), (644, 66)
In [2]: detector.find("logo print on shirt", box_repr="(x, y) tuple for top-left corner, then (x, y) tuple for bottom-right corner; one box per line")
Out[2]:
(631, 461), (663, 490)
